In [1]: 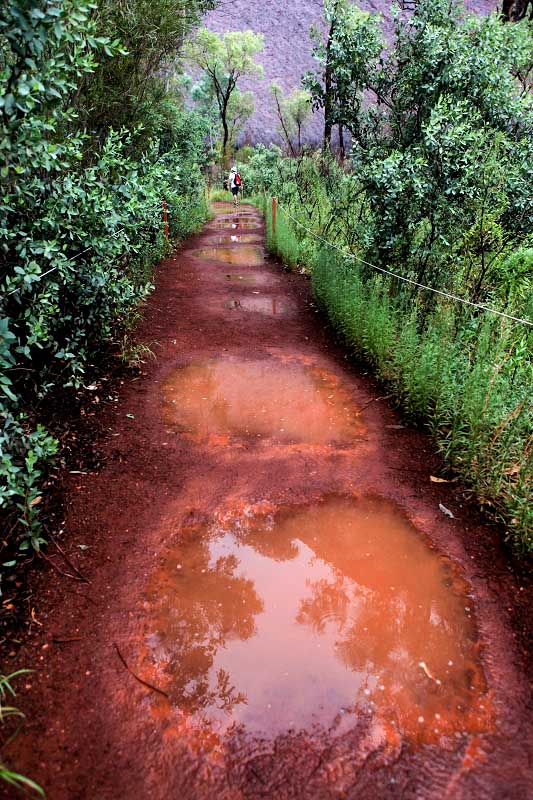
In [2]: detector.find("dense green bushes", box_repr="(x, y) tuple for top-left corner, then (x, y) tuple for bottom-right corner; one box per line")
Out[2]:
(0, 1), (210, 557)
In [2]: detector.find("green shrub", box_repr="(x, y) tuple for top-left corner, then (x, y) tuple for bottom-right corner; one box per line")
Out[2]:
(0, 1), (209, 558)
(311, 248), (532, 550)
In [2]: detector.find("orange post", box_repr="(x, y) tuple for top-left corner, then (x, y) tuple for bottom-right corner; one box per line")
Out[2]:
(162, 199), (169, 240)
(272, 196), (277, 237)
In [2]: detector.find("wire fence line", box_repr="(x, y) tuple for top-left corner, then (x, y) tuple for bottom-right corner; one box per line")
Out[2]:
(276, 202), (533, 328)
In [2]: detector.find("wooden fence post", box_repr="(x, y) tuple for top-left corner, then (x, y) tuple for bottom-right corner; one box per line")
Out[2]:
(272, 196), (277, 237)
(162, 199), (169, 240)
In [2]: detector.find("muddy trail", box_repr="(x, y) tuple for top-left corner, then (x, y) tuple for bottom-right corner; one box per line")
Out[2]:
(4, 203), (532, 799)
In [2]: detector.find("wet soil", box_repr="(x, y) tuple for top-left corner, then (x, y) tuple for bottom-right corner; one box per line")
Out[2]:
(2, 203), (532, 800)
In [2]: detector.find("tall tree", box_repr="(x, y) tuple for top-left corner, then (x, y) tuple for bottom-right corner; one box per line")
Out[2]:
(75, 0), (217, 149)
(303, 0), (382, 153)
(271, 83), (312, 155)
(185, 28), (264, 164)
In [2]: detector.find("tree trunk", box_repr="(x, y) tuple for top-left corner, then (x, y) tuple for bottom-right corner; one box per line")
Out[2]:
(338, 124), (345, 161)
(222, 115), (230, 167)
(323, 18), (336, 152)
(273, 89), (296, 157)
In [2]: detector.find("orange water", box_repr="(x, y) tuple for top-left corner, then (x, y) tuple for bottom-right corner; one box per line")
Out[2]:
(161, 358), (364, 445)
(192, 246), (264, 266)
(141, 497), (491, 744)
(225, 296), (292, 315)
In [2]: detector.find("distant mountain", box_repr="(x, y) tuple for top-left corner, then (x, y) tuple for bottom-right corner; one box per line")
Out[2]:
(203, 0), (498, 146)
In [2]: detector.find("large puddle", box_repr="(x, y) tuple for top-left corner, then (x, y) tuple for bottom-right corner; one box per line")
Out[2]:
(141, 497), (491, 745)
(193, 246), (264, 266)
(225, 296), (292, 315)
(161, 357), (364, 445)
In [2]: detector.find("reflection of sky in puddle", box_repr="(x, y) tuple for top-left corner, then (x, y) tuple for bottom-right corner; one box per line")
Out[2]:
(141, 497), (491, 743)
(204, 234), (262, 245)
(192, 246), (264, 266)
(225, 296), (292, 315)
(212, 221), (262, 231)
(161, 358), (364, 445)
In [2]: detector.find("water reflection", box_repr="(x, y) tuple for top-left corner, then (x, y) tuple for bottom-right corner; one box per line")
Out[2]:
(204, 234), (262, 245)
(211, 221), (262, 231)
(141, 497), (492, 743)
(161, 357), (364, 445)
(144, 539), (263, 718)
(224, 272), (276, 286)
(192, 246), (264, 266)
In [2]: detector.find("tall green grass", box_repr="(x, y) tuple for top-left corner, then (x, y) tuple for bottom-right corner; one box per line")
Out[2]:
(255, 195), (532, 551)
(0, 671), (44, 797)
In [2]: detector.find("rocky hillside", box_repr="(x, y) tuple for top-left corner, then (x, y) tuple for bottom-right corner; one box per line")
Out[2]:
(203, 0), (498, 145)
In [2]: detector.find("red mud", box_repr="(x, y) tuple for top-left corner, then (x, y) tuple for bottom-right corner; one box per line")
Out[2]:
(2, 202), (532, 800)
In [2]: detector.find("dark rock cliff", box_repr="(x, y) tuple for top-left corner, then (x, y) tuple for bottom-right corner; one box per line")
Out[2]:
(203, 0), (498, 145)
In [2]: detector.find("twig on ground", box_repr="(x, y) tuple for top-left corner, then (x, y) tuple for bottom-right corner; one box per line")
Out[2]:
(50, 535), (91, 584)
(53, 637), (83, 644)
(355, 394), (394, 417)
(113, 643), (169, 698)
(40, 552), (80, 582)
(63, 587), (98, 606)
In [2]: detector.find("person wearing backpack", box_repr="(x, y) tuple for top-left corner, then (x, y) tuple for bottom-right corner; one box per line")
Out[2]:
(228, 166), (242, 206)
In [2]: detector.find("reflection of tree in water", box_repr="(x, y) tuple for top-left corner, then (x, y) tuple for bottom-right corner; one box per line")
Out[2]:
(147, 536), (263, 717)
(233, 515), (300, 562)
(294, 563), (484, 734)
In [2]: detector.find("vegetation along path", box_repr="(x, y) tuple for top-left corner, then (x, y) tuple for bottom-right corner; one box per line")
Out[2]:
(4, 203), (532, 799)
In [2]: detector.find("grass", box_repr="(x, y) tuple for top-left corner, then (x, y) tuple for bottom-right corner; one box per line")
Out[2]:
(0, 671), (44, 797)
(254, 193), (532, 551)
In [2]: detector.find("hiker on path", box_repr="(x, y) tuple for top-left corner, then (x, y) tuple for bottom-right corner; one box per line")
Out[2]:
(228, 166), (242, 206)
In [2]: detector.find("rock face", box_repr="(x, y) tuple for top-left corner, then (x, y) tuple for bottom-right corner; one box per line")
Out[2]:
(203, 0), (498, 146)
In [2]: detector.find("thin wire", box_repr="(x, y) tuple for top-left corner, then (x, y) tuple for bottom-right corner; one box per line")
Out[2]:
(278, 204), (533, 328)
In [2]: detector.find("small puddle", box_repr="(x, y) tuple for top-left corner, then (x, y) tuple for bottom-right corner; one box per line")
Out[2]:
(225, 296), (292, 315)
(205, 234), (261, 245)
(161, 357), (364, 444)
(212, 221), (262, 231)
(193, 246), (264, 266)
(141, 496), (491, 744)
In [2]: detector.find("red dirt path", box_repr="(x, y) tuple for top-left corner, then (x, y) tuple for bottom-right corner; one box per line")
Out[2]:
(2, 203), (532, 800)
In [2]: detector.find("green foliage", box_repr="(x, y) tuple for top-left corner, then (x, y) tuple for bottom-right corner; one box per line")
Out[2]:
(270, 83), (312, 155)
(257, 148), (532, 547)
(239, 144), (283, 195)
(312, 250), (532, 550)
(0, 0), (210, 559)
(0, 670), (44, 796)
(75, 0), (217, 151)
(185, 28), (264, 161)
(303, 0), (383, 148)
(248, 0), (533, 549)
